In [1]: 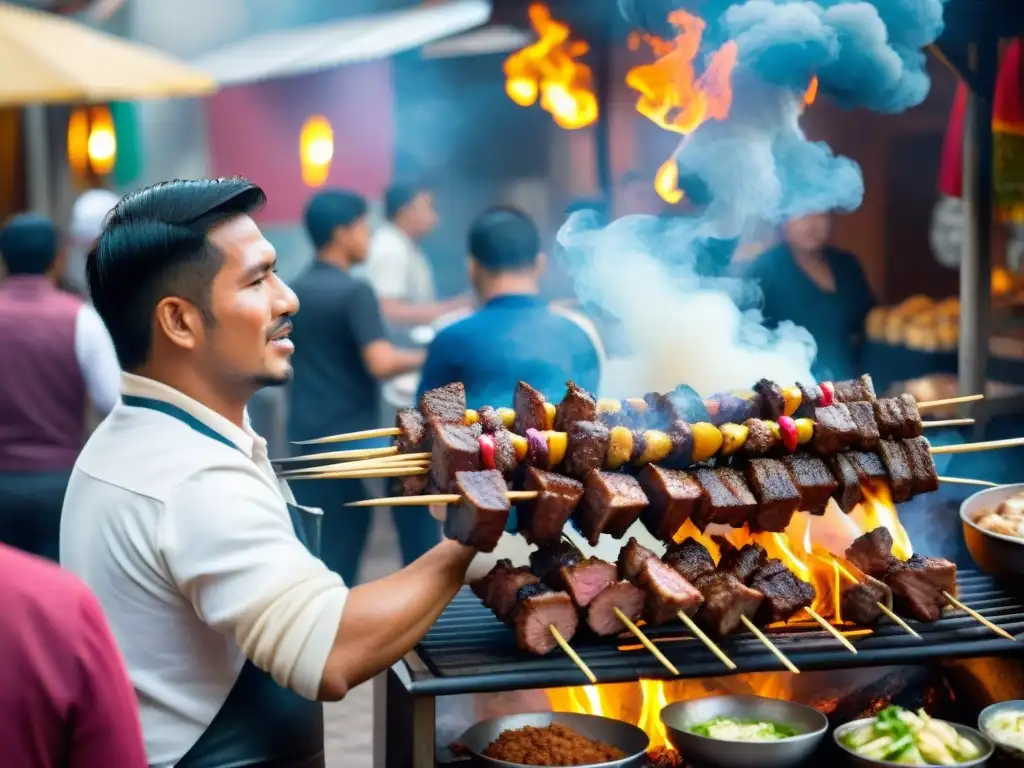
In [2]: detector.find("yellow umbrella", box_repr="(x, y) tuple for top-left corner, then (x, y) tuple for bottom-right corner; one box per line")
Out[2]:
(0, 2), (217, 106)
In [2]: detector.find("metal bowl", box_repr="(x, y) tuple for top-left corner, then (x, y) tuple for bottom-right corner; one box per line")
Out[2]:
(833, 717), (994, 767)
(660, 695), (828, 768)
(979, 700), (1024, 761)
(457, 711), (650, 767)
(959, 483), (1024, 578)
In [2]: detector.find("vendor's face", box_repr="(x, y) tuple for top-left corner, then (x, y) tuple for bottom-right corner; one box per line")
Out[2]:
(784, 212), (832, 252)
(203, 216), (299, 390)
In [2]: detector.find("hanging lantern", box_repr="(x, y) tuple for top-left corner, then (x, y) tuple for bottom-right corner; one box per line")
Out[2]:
(300, 115), (334, 188)
(67, 105), (117, 178)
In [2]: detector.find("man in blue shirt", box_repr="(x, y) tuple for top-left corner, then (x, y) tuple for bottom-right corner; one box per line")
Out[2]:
(417, 206), (602, 409)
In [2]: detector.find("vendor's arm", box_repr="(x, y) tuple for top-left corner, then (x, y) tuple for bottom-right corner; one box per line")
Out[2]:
(162, 469), (473, 703)
(348, 280), (424, 379)
(365, 238), (470, 325)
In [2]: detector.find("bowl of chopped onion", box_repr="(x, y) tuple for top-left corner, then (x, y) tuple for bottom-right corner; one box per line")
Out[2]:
(979, 700), (1024, 760)
(960, 483), (1024, 579)
(834, 706), (994, 767)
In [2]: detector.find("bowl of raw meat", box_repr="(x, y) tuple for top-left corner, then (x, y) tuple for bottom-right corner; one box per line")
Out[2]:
(960, 483), (1024, 578)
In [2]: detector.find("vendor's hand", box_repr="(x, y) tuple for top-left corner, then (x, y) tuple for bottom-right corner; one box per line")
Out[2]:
(428, 503), (448, 522)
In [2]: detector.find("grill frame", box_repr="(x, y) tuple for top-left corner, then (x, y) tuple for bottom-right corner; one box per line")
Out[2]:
(405, 570), (1023, 696)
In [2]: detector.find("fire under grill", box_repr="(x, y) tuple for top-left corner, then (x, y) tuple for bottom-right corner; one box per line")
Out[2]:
(409, 571), (1022, 694)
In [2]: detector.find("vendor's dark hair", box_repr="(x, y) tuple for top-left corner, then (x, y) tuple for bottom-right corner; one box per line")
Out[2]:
(87, 177), (266, 371)
(0, 213), (59, 275)
(468, 206), (540, 273)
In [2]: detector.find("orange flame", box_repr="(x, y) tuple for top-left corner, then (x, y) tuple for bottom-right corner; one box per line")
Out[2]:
(804, 75), (819, 106)
(503, 4), (598, 130)
(655, 159), (684, 204)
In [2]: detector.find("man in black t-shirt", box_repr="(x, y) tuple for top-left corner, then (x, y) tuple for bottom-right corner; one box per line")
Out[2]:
(288, 190), (428, 583)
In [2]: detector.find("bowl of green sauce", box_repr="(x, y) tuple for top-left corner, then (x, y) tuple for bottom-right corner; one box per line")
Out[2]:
(660, 695), (828, 768)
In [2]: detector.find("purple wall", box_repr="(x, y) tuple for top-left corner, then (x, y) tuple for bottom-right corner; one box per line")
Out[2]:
(205, 61), (395, 225)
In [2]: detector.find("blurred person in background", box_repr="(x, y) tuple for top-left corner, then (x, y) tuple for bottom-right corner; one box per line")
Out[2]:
(0, 542), (148, 768)
(289, 190), (435, 583)
(745, 210), (875, 382)
(0, 214), (119, 561)
(615, 170), (663, 218)
(418, 206), (603, 409)
(61, 188), (120, 298)
(363, 183), (470, 326)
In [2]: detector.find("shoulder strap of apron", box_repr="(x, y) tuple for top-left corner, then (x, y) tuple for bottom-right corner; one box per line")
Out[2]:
(123, 394), (325, 768)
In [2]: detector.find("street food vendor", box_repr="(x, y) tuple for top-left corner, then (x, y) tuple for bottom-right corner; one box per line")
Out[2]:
(59, 178), (479, 768)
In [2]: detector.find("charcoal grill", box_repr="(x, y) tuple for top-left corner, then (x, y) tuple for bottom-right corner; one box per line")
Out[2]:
(372, 569), (1024, 767)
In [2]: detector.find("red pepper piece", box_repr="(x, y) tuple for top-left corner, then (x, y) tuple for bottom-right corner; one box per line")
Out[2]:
(478, 434), (496, 470)
(778, 416), (798, 453)
(819, 381), (835, 407)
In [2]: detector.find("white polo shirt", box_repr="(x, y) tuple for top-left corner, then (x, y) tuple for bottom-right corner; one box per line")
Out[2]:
(362, 221), (436, 303)
(60, 373), (348, 767)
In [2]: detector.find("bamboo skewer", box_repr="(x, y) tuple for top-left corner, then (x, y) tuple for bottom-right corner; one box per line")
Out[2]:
(287, 466), (427, 481)
(613, 608), (679, 675)
(938, 477), (998, 488)
(922, 419), (975, 429)
(804, 608), (857, 653)
(943, 591), (1017, 641)
(875, 603), (922, 639)
(345, 490), (540, 508)
(740, 615), (800, 673)
(917, 394), (985, 409)
(931, 437), (1024, 455)
(292, 427), (401, 446)
(549, 625), (597, 683)
(273, 446), (399, 464)
(278, 453), (430, 477)
(676, 611), (736, 670)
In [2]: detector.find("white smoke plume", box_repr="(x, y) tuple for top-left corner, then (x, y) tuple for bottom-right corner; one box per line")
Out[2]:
(558, 0), (948, 396)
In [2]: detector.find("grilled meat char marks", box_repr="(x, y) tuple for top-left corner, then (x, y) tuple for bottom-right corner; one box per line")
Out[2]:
(749, 559), (816, 625)
(840, 575), (892, 625)
(873, 395), (922, 440)
(834, 374), (876, 403)
(691, 467), (758, 531)
(636, 556), (704, 624)
(574, 471), (649, 545)
(846, 401), (881, 451)
(665, 540), (763, 636)
(446, 470), (510, 552)
(518, 467), (584, 546)
(618, 537), (658, 583)
(419, 382), (466, 424)
(396, 408), (427, 452)
(431, 423), (482, 493)
(780, 454), (837, 515)
(512, 584), (580, 655)
(812, 404), (860, 454)
(902, 436), (939, 495)
(794, 382), (822, 419)
(472, 560), (540, 622)
(555, 381), (597, 432)
(845, 527), (897, 577)
(477, 406), (505, 434)
(754, 379), (786, 420)
(513, 380), (549, 434)
(638, 464), (703, 541)
(719, 543), (768, 584)
(876, 440), (913, 502)
(564, 421), (610, 480)
(743, 459), (800, 532)
(827, 451), (885, 512)
(530, 540), (583, 590)
(743, 418), (779, 456)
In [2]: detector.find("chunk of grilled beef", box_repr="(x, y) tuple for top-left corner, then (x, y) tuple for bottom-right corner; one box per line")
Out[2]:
(530, 541), (584, 590)
(555, 381), (597, 431)
(563, 421), (610, 480)
(840, 576), (891, 626)
(885, 555), (957, 622)
(695, 573), (765, 636)
(628, 429), (648, 464)
(430, 423), (481, 493)
(754, 379), (786, 420)
(638, 464), (703, 542)
(492, 428), (519, 475)
(828, 453), (865, 512)
(744, 458), (801, 532)
(399, 474), (429, 497)
(780, 454), (838, 515)
(574, 471), (649, 545)
(561, 557), (618, 609)
(636, 557), (704, 625)
(742, 418), (779, 456)
(445, 470), (510, 552)
(876, 440), (913, 502)
(618, 537), (658, 582)
(512, 585), (579, 655)
(896, 394), (923, 438)
(847, 400), (881, 451)
(472, 560), (540, 622)
(872, 398), (905, 440)
(852, 450), (888, 482)
(844, 528), (897, 579)
(663, 539), (717, 583)
(719, 543), (768, 584)
(419, 382), (466, 424)
(517, 467), (584, 546)
(902, 437), (939, 494)
(665, 419), (695, 466)
(477, 406), (505, 434)
(586, 581), (647, 636)
(834, 374), (877, 403)
(750, 559), (816, 624)
(396, 408), (427, 453)
(691, 467), (758, 530)
(794, 382), (822, 419)
(812, 404), (860, 454)
(513, 380), (549, 434)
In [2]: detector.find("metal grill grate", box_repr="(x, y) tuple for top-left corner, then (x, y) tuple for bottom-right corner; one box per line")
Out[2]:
(408, 570), (1024, 695)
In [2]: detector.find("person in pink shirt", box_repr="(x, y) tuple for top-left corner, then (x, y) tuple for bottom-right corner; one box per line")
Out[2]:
(0, 542), (147, 768)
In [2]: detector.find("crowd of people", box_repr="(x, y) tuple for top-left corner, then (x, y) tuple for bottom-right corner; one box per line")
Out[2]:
(0, 173), (872, 766)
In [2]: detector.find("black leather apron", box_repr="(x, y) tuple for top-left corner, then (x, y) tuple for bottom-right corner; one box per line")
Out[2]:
(123, 396), (326, 768)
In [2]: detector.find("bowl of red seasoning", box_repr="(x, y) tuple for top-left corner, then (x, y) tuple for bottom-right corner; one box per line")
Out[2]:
(458, 711), (650, 767)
